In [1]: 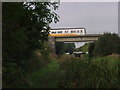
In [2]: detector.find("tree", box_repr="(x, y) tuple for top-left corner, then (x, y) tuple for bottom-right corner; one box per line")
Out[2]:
(2, 2), (59, 87)
(88, 42), (95, 58)
(93, 33), (120, 57)
(3, 2), (59, 63)
(64, 43), (75, 54)
(55, 43), (75, 56)
(75, 43), (90, 52)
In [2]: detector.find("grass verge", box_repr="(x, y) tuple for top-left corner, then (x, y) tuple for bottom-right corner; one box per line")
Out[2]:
(29, 59), (60, 88)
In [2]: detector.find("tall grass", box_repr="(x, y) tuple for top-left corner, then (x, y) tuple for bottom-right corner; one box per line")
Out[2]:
(29, 59), (60, 88)
(58, 55), (89, 88)
(86, 56), (119, 88)
(58, 55), (119, 88)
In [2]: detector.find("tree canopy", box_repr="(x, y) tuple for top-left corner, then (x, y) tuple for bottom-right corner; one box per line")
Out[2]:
(3, 2), (59, 62)
(2, 2), (59, 87)
(56, 42), (75, 56)
(93, 33), (120, 57)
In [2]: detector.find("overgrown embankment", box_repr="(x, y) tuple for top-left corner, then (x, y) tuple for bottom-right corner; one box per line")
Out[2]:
(57, 55), (119, 88)
(27, 54), (119, 88)
(2, 2), (59, 88)
(29, 59), (60, 88)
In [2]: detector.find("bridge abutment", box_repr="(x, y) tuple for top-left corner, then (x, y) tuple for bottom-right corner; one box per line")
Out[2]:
(48, 37), (56, 54)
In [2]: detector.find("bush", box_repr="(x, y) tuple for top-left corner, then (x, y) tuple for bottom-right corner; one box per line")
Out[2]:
(56, 43), (75, 56)
(58, 57), (89, 88)
(88, 42), (95, 58)
(93, 33), (120, 57)
(2, 63), (31, 88)
(58, 55), (119, 88)
(2, 2), (59, 88)
(24, 52), (50, 73)
(86, 56), (119, 88)
(75, 43), (90, 52)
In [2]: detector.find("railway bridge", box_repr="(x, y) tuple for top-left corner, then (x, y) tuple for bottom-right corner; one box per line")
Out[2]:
(49, 34), (101, 54)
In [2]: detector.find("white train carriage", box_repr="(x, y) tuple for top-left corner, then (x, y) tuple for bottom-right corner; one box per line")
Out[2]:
(49, 28), (86, 37)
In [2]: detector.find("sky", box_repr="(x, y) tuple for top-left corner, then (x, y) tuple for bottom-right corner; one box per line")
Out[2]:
(50, 2), (118, 48)
(50, 2), (118, 34)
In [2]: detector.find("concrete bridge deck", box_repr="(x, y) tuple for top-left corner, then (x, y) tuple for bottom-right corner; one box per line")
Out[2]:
(53, 34), (101, 42)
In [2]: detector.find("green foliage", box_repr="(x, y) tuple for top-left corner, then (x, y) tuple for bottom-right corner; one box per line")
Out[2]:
(64, 43), (75, 54)
(40, 42), (52, 56)
(9, 54), (117, 88)
(75, 43), (90, 52)
(3, 29), (29, 62)
(88, 42), (95, 58)
(58, 57), (88, 88)
(56, 43), (75, 55)
(58, 56), (119, 88)
(3, 2), (59, 62)
(86, 56), (119, 88)
(93, 33), (120, 56)
(2, 2), (59, 88)
(23, 52), (50, 73)
(29, 59), (60, 88)
(2, 63), (31, 88)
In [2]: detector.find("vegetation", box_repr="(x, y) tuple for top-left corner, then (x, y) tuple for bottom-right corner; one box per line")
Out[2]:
(24, 55), (119, 88)
(88, 42), (95, 58)
(56, 42), (75, 55)
(58, 55), (119, 88)
(55, 33), (120, 88)
(2, 2), (59, 88)
(93, 33), (120, 56)
(2, 2), (119, 88)
(29, 59), (60, 88)
(87, 33), (120, 58)
(75, 43), (90, 52)
(64, 43), (75, 54)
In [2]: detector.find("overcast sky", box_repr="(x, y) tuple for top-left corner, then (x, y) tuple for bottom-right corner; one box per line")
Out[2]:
(50, 2), (118, 34)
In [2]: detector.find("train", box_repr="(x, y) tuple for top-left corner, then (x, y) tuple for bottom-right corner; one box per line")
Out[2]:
(49, 28), (86, 37)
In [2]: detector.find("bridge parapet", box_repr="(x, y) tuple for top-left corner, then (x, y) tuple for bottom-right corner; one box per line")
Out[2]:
(54, 34), (100, 42)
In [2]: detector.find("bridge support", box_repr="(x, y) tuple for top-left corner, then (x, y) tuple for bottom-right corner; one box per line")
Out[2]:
(48, 37), (56, 54)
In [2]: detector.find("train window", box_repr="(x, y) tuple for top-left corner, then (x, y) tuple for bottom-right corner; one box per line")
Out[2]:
(71, 31), (74, 33)
(77, 30), (80, 33)
(58, 31), (62, 33)
(65, 31), (68, 33)
(51, 31), (56, 34)
(71, 30), (76, 33)
(73, 30), (76, 33)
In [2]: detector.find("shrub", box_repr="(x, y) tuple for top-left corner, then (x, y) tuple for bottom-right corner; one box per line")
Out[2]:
(56, 43), (75, 56)
(2, 63), (31, 88)
(58, 57), (89, 88)
(86, 56), (119, 88)
(88, 42), (95, 58)
(58, 55), (119, 88)
(93, 33), (120, 57)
